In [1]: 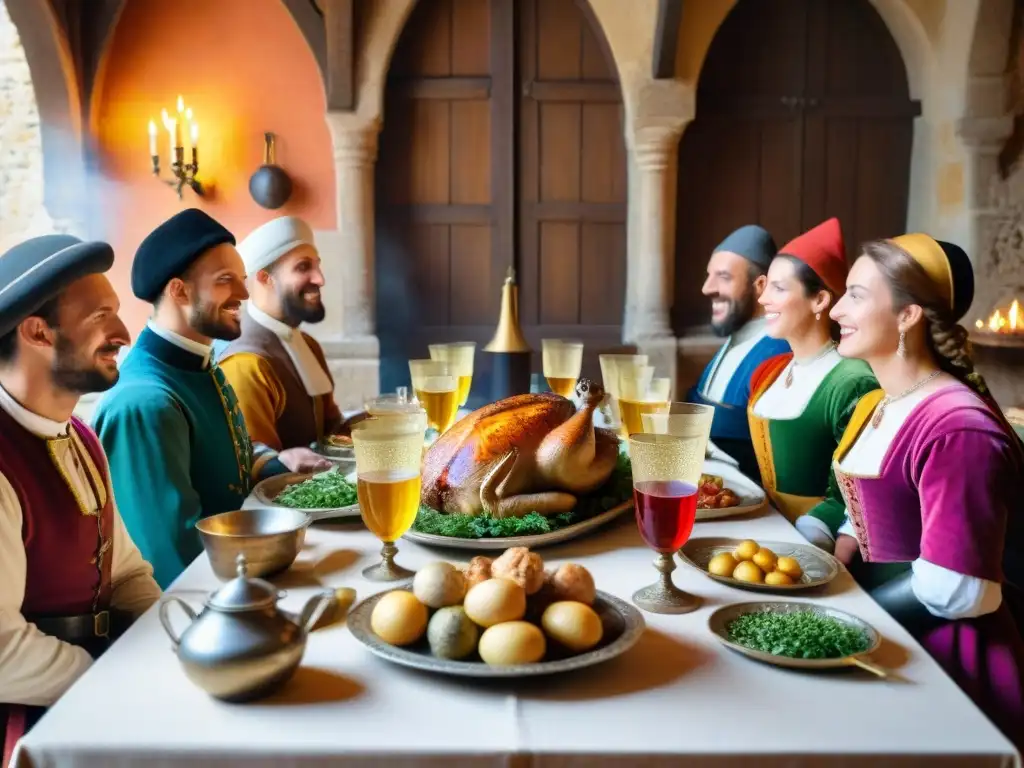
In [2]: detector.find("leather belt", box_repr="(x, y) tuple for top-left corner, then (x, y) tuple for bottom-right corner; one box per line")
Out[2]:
(26, 611), (111, 648)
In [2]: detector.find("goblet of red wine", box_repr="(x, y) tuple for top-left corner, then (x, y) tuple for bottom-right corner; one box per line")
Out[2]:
(629, 428), (709, 614)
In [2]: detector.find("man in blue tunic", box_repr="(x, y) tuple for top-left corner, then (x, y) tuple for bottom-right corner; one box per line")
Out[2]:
(686, 225), (790, 483)
(92, 210), (301, 588)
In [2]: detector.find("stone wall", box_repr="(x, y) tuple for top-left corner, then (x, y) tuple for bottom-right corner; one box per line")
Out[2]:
(0, 0), (57, 251)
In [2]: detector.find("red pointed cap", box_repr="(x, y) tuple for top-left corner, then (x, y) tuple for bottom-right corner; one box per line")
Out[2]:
(777, 217), (847, 295)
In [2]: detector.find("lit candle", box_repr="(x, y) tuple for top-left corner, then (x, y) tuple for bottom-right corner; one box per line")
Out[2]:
(190, 121), (199, 148)
(173, 119), (182, 150)
(177, 95), (184, 115)
(168, 118), (177, 162)
(148, 120), (157, 156)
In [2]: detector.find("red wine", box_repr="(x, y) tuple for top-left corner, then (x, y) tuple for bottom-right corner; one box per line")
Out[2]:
(633, 480), (698, 553)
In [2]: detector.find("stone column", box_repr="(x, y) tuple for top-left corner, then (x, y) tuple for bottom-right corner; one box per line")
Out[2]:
(315, 113), (382, 411)
(624, 124), (686, 398)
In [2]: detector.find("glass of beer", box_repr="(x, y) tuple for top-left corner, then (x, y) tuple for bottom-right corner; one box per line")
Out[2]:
(629, 418), (711, 614)
(409, 359), (449, 403)
(429, 342), (475, 407)
(617, 366), (669, 438)
(598, 354), (648, 429)
(542, 339), (584, 398)
(351, 412), (428, 581)
(418, 375), (460, 433)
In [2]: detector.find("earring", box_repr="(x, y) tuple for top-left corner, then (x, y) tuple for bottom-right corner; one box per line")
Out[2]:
(815, 312), (821, 321)
(897, 330), (907, 358)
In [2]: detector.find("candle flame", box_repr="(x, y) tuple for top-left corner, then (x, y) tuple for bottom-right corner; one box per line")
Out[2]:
(177, 95), (184, 113)
(148, 120), (156, 136)
(190, 122), (199, 144)
(982, 298), (1024, 333)
(185, 107), (193, 121)
(161, 108), (169, 126)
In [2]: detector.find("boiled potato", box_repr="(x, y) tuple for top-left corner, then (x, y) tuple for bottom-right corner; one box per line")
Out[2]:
(541, 601), (603, 653)
(464, 578), (527, 627)
(732, 560), (764, 584)
(708, 552), (738, 577)
(478, 621), (547, 665)
(764, 570), (795, 586)
(752, 548), (778, 573)
(371, 591), (428, 646)
(776, 556), (803, 579)
(733, 539), (760, 561)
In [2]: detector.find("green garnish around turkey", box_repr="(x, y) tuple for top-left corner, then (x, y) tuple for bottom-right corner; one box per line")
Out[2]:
(411, 452), (633, 539)
(726, 609), (871, 659)
(274, 469), (358, 509)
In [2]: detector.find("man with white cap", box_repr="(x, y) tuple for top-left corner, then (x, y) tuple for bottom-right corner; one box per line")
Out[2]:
(218, 216), (361, 469)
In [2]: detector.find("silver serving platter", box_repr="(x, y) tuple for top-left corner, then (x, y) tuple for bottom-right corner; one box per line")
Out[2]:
(679, 536), (840, 592)
(695, 459), (767, 521)
(708, 601), (886, 676)
(251, 470), (361, 522)
(348, 587), (646, 678)
(402, 499), (634, 551)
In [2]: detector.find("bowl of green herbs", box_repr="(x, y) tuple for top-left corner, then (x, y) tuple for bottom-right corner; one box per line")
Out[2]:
(402, 452), (635, 550)
(252, 467), (361, 522)
(709, 601), (887, 677)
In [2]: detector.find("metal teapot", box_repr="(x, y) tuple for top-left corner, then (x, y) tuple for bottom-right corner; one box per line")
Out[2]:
(159, 553), (335, 702)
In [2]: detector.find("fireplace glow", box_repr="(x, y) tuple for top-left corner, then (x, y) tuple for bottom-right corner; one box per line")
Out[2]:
(976, 299), (1022, 334)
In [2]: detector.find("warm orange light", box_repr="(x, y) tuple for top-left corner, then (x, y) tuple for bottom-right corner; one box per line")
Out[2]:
(177, 94), (184, 113)
(981, 298), (1024, 334)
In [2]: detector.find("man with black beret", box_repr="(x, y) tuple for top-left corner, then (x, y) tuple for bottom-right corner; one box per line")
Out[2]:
(0, 235), (161, 762)
(685, 224), (791, 481)
(93, 209), (274, 588)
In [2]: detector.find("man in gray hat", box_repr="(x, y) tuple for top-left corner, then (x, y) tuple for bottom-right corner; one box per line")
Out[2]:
(685, 225), (790, 481)
(0, 234), (161, 761)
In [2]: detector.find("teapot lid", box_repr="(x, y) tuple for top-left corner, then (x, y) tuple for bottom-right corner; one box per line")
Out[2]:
(207, 554), (279, 612)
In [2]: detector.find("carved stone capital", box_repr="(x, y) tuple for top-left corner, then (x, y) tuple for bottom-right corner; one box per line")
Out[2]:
(326, 113), (381, 168)
(956, 115), (1014, 152)
(633, 125), (685, 172)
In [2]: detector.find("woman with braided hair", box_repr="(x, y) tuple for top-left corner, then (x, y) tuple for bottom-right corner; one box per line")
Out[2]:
(828, 233), (1024, 747)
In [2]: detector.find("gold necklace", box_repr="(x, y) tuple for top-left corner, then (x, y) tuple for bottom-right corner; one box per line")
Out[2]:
(784, 342), (837, 388)
(870, 370), (941, 428)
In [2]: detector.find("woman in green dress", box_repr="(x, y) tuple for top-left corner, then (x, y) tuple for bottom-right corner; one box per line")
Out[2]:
(746, 218), (877, 546)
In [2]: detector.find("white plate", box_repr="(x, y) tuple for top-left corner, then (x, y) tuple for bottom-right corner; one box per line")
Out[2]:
(251, 471), (361, 522)
(402, 499), (634, 551)
(696, 459), (767, 520)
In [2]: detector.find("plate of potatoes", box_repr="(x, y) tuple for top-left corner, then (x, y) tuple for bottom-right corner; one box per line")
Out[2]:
(678, 536), (840, 592)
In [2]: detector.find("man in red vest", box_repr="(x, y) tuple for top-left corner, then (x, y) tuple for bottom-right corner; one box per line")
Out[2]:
(0, 235), (161, 763)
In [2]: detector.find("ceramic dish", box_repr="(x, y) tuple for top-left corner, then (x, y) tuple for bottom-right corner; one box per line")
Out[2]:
(251, 471), (361, 522)
(678, 536), (840, 592)
(348, 586), (646, 678)
(708, 601), (887, 677)
(402, 499), (634, 551)
(695, 459), (767, 520)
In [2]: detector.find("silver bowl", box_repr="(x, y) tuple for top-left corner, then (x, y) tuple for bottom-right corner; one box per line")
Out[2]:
(196, 507), (311, 580)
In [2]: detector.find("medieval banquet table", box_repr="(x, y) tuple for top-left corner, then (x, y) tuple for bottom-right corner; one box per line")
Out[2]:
(11, 498), (1022, 768)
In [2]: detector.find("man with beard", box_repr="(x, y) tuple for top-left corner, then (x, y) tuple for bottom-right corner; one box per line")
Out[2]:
(93, 209), (275, 588)
(685, 224), (790, 482)
(0, 235), (160, 763)
(218, 217), (363, 467)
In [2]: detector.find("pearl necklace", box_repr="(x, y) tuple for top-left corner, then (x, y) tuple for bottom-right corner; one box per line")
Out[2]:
(870, 370), (941, 428)
(784, 342), (837, 388)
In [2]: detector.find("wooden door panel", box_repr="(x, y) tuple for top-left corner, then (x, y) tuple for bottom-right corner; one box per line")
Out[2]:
(581, 103), (627, 203)
(581, 222), (627, 325)
(539, 222), (581, 325)
(449, 225), (497, 325)
(450, 0), (491, 75)
(538, 103), (582, 202)
(450, 101), (492, 204)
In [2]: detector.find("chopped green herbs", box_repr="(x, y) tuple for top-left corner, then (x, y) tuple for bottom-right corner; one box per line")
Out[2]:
(411, 452), (633, 539)
(726, 609), (871, 659)
(275, 469), (358, 509)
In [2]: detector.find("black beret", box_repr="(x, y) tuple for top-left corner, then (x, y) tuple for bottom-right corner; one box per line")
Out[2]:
(131, 208), (236, 302)
(0, 234), (115, 338)
(936, 240), (974, 321)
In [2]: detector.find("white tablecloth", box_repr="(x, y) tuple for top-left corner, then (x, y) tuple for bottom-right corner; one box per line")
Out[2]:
(12, 503), (1021, 767)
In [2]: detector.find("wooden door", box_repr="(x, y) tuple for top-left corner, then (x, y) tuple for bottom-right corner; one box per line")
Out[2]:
(673, 0), (920, 333)
(375, 0), (626, 401)
(517, 0), (627, 382)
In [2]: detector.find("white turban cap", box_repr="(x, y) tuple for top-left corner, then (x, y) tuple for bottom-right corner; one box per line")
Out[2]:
(238, 216), (315, 274)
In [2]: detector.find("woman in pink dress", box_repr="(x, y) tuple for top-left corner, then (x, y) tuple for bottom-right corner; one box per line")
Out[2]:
(828, 233), (1024, 748)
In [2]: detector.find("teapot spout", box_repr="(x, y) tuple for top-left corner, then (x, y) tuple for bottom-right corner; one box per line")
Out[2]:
(297, 589), (339, 633)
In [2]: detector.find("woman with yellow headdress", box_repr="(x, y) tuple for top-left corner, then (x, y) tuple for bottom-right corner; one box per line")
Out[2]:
(827, 233), (1024, 749)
